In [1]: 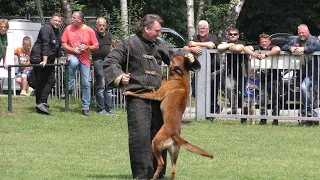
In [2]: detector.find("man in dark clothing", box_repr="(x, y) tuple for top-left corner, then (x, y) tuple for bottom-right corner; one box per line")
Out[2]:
(103, 14), (200, 179)
(183, 20), (219, 114)
(92, 17), (114, 115)
(243, 33), (281, 125)
(30, 13), (63, 115)
(282, 24), (320, 125)
(217, 28), (247, 115)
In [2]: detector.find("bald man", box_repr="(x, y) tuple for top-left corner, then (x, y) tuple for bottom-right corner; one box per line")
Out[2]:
(92, 17), (115, 115)
(283, 24), (320, 125)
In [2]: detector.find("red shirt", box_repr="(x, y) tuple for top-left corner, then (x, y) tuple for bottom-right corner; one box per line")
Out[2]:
(61, 24), (98, 67)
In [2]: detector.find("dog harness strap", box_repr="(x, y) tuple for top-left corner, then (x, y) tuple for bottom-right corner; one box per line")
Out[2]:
(145, 70), (162, 78)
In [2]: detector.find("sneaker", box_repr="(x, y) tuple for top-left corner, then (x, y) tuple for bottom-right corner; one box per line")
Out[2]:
(20, 90), (27, 96)
(98, 109), (108, 115)
(26, 87), (34, 96)
(107, 110), (118, 116)
(36, 103), (51, 115)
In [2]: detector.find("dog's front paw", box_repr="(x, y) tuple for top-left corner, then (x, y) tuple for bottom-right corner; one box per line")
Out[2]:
(123, 91), (136, 96)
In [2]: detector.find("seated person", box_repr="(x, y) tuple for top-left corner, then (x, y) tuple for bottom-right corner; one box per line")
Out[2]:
(15, 36), (33, 96)
(243, 33), (281, 125)
(216, 28), (247, 114)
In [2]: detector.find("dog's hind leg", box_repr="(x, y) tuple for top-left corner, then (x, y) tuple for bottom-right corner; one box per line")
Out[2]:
(152, 144), (165, 180)
(168, 144), (181, 180)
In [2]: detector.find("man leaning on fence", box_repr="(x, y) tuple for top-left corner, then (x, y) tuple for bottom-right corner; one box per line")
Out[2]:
(282, 24), (320, 125)
(243, 33), (281, 125)
(61, 11), (99, 116)
(183, 20), (219, 114)
(30, 13), (63, 115)
(216, 27), (247, 115)
(92, 17), (115, 115)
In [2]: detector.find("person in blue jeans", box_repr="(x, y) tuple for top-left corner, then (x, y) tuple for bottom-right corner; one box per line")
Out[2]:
(92, 17), (115, 115)
(61, 11), (99, 116)
(283, 24), (320, 125)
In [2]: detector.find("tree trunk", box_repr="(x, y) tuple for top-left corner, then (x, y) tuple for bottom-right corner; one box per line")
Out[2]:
(36, 0), (45, 25)
(120, 0), (129, 35)
(195, 0), (204, 32)
(218, 0), (245, 42)
(186, 0), (195, 40)
(60, 0), (72, 25)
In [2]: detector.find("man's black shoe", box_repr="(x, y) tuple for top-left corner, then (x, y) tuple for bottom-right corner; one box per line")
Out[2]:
(272, 120), (278, 126)
(240, 118), (247, 124)
(36, 103), (51, 115)
(259, 119), (267, 125)
(82, 110), (90, 116)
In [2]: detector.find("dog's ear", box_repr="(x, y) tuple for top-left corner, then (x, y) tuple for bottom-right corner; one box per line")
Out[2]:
(174, 66), (184, 76)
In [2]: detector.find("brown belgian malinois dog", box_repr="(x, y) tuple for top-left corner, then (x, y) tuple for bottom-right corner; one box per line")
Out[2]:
(124, 53), (213, 180)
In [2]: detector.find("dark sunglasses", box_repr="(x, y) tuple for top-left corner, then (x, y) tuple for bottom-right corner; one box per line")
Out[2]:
(229, 33), (238, 36)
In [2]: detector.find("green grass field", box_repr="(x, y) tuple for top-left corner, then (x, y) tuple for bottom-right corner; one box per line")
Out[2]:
(1, 96), (320, 180)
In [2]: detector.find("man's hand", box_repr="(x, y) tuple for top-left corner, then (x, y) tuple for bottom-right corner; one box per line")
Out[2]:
(191, 47), (203, 55)
(290, 47), (304, 54)
(185, 53), (195, 63)
(40, 61), (47, 67)
(3, 62), (8, 69)
(121, 73), (130, 85)
(74, 47), (82, 54)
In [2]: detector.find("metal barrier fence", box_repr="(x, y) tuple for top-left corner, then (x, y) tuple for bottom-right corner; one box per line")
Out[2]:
(49, 62), (195, 119)
(196, 49), (320, 123)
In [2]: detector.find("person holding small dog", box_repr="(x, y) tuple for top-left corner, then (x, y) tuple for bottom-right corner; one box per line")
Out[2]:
(243, 33), (281, 125)
(103, 14), (200, 179)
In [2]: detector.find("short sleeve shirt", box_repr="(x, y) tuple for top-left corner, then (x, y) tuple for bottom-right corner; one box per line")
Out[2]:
(14, 47), (32, 70)
(61, 24), (99, 67)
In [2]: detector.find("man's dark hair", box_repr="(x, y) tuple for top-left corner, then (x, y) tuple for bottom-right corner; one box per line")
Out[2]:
(52, 13), (62, 18)
(74, 11), (84, 22)
(134, 14), (163, 37)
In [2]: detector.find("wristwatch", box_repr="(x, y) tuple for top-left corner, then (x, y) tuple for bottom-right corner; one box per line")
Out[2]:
(265, 53), (268, 57)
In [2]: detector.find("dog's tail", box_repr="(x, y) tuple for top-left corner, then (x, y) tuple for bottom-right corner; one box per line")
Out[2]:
(173, 135), (213, 158)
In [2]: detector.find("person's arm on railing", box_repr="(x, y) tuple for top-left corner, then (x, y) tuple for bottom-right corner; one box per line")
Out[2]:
(2, 47), (7, 69)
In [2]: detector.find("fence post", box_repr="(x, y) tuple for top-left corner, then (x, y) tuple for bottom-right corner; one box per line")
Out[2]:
(195, 48), (207, 120)
(7, 66), (12, 112)
(65, 64), (69, 112)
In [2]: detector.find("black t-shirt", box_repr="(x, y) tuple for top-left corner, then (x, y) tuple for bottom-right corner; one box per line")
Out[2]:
(251, 44), (275, 51)
(188, 34), (219, 72)
(92, 31), (112, 60)
(250, 44), (278, 81)
(225, 40), (247, 76)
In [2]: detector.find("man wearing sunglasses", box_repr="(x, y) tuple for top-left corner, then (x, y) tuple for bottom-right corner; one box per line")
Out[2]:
(215, 28), (247, 115)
